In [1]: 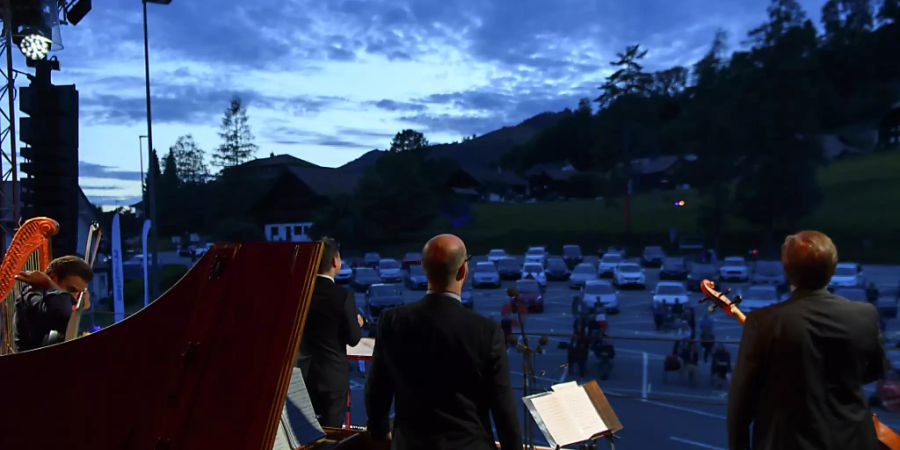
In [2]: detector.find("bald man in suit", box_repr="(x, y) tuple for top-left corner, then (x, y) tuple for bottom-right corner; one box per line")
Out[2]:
(366, 234), (521, 450)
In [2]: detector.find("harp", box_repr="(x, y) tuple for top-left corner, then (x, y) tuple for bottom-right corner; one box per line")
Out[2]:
(0, 217), (59, 355)
(0, 241), (374, 449)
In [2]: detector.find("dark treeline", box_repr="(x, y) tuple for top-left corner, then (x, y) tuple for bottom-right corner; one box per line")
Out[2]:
(501, 0), (900, 237)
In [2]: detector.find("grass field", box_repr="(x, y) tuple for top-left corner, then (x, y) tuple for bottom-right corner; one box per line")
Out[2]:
(418, 150), (900, 262)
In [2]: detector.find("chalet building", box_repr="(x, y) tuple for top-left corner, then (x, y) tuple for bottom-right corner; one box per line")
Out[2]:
(628, 155), (683, 191)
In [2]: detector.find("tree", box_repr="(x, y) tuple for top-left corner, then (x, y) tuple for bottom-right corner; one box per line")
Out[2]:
(693, 30), (728, 87)
(389, 129), (429, 152)
(823, 0), (874, 37)
(213, 96), (258, 169)
(748, 0), (807, 46)
(651, 66), (688, 97)
(170, 134), (208, 184)
(595, 44), (652, 108)
(880, 0), (900, 22)
(144, 148), (161, 207)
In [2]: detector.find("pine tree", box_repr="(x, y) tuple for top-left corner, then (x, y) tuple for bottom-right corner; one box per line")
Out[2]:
(170, 134), (208, 184)
(748, 0), (808, 46)
(823, 0), (874, 37)
(595, 44), (652, 108)
(213, 96), (258, 169)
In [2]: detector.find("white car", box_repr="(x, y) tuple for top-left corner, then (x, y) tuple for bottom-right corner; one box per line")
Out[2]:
(598, 253), (623, 277)
(613, 262), (645, 288)
(377, 258), (404, 283)
(487, 249), (509, 263)
(739, 285), (779, 311)
(830, 262), (865, 288)
(472, 261), (501, 288)
(335, 262), (353, 283)
(719, 256), (750, 281)
(524, 246), (547, 265)
(569, 262), (598, 289)
(652, 281), (689, 306)
(520, 262), (547, 288)
(582, 280), (619, 314)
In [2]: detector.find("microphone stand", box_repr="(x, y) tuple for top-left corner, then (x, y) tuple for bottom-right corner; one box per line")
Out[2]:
(511, 289), (538, 450)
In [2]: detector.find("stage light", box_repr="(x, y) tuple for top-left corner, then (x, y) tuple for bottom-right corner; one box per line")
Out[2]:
(18, 32), (53, 60)
(674, 200), (686, 207)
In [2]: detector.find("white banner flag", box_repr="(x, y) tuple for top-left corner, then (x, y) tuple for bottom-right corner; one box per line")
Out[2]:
(142, 219), (151, 306)
(111, 213), (125, 323)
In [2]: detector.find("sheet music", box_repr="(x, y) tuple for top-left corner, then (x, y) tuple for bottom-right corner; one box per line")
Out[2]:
(551, 381), (578, 392)
(527, 383), (609, 446)
(347, 337), (375, 358)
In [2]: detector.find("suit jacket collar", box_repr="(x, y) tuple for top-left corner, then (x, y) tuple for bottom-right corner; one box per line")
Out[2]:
(788, 287), (830, 302)
(316, 274), (335, 284)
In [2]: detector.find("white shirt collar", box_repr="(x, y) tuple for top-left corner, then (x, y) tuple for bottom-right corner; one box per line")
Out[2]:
(317, 274), (335, 283)
(427, 290), (462, 302)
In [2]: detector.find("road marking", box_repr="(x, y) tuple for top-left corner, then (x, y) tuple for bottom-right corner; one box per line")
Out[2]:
(641, 399), (727, 420)
(669, 436), (726, 449)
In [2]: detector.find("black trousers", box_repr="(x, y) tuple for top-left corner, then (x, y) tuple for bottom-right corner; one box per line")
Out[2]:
(309, 388), (346, 428)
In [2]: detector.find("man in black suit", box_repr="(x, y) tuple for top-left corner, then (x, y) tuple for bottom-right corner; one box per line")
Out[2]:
(298, 237), (363, 427)
(728, 230), (884, 450)
(366, 234), (521, 450)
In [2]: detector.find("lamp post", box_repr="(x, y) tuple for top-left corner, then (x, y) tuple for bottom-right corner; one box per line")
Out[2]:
(142, 0), (171, 299)
(138, 135), (147, 214)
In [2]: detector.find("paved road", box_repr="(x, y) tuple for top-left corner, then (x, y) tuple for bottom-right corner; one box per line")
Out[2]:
(340, 254), (900, 449)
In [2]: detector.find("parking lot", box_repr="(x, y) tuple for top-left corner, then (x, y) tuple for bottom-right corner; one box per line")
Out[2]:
(340, 250), (900, 449)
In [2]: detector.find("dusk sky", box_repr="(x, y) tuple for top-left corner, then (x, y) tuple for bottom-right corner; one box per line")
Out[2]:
(23, 0), (826, 206)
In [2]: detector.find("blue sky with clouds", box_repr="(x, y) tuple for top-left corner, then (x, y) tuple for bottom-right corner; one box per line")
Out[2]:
(22, 0), (827, 206)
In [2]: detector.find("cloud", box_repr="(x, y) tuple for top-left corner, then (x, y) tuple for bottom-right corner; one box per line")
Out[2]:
(81, 185), (122, 191)
(369, 99), (427, 112)
(86, 195), (143, 207)
(79, 161), (142, 181)
(267, 126), (372, 149)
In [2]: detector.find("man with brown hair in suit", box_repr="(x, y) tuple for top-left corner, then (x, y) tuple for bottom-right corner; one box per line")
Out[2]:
(298, 237), (363, 427)
(366, 234), (521, 450)
(728, 230), (884, 449)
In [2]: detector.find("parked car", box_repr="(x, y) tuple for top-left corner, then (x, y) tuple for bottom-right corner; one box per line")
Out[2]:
(178, 244), (197, 257)
(487, 249), (510, 263)
(686, 262), (717, 291)
(830, 262), (865, 288)
(739, 285), (779, 311)
(496, 257), (521, 280)
(545, 257), (571, 281)
(525, 246), (547, 265)
(614, 262), (646, 288)
(569, 262), (598, 289)
(363, 252), (381, 267)
(514, 279), (544, 312)
(365, 283), (404, 324)
(582, 280), (619, 314)
(562, 244), (583, 267)
(352, 267), (380, 292)
(875, 285), (899, 319)
(401, 252), (422, 270)
(335, 262), (353, 284)
(719, 256), (750, 282)
(461, 278), (474, 309)
(678, 236), (704, 253)
(405, 265), (427, 290)
(659, 257), (688, 280)
(598, 253), (623, 278)
(520, 262), (547, 288)
(472, 261), (501, 288)
(752, 260), (785, 286)
(641, 245), (666, 267)
(652, 282), (690, 306)
(834, 287), (868, 302)
(378, 258), (404, 283)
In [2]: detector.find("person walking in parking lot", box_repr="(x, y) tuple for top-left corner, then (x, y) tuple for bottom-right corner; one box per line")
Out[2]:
(366, 234), (521, 450)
